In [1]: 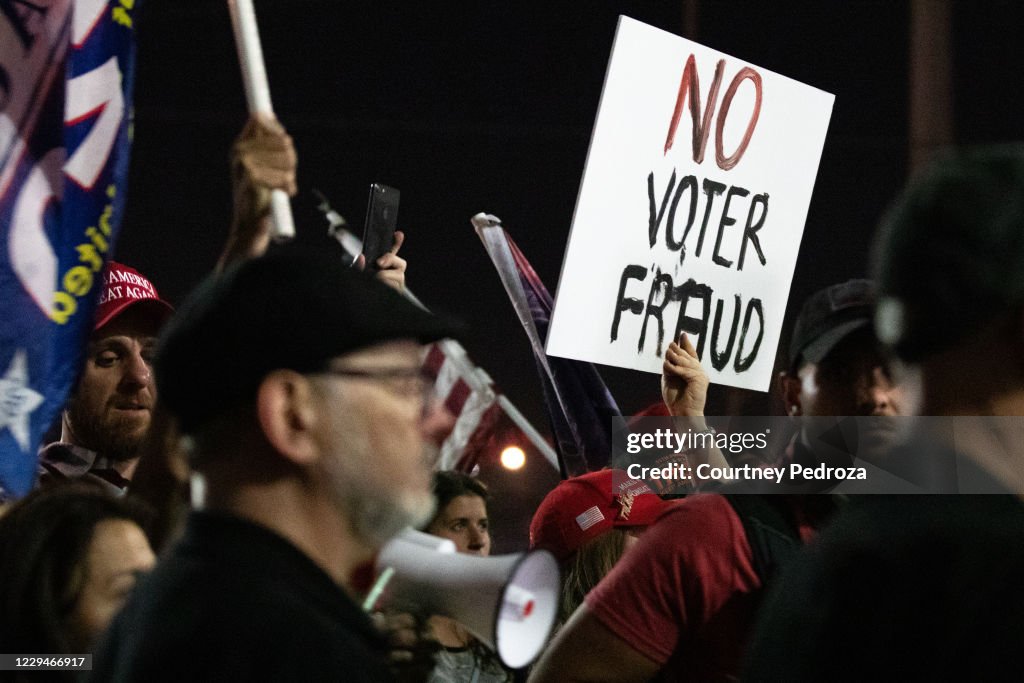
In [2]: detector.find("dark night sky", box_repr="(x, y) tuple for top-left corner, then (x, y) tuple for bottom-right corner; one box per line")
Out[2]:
(114, 1), (1024, 548)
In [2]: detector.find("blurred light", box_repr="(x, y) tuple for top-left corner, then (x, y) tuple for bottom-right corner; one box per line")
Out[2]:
(500, 445), (526, 470)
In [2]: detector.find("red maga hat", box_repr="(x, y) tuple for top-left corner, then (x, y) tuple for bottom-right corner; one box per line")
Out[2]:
(529, 468), (675, 562)
(93, 261), (173, 331)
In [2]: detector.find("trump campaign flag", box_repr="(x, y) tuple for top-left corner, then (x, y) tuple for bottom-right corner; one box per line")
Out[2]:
(0, 1), (140, 499)
(474, 214), (622, 478)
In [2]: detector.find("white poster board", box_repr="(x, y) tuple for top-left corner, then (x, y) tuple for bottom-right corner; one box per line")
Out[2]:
(546, 16), (834, 391)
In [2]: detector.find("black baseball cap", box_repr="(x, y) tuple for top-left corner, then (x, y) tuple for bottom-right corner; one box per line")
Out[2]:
(788, 279), (875, 370)
(873, 145), (1024, 362)
(156, 245), (463, 434)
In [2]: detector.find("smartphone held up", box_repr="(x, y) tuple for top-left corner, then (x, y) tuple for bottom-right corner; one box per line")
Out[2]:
(362, 183), (400, 270)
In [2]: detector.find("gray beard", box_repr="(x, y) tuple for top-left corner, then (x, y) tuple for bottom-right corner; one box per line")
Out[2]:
(347, 488), (437, 548)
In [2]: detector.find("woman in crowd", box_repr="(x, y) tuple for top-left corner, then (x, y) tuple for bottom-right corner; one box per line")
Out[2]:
(422, 470), (513, 683)
(0, 483), (155, 676)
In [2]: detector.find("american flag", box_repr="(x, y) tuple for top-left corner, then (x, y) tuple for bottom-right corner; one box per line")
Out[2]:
(421, 341), (504, 472)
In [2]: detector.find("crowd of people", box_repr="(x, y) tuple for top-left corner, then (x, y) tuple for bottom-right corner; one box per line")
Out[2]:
(2, 103), (1024, 682)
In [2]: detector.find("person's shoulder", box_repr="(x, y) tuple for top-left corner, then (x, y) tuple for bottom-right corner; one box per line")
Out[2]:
(94, 515), (392, 680)
(650, 493), (743, 536)
(848, 495), (1024, 551)
(37, 442), (94, 476)
(95, 572), (391, 681)
(619, 493), (752, 576)
(660, 491), (737, 515)
(97, 536), (295, 649)
(826, 494), (1024, 536)
(780, 495), (1024, 602)
(746, 494), (1024, 681)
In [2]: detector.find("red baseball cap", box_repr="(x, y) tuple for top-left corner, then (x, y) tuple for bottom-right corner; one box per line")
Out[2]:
(93, 261), (174, 331)
(529, 469), (675, 562)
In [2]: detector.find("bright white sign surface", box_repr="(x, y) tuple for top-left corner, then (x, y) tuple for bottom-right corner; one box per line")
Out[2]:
(547, 16), (834, 391)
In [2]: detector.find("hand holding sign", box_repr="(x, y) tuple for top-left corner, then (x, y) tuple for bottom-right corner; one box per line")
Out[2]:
(662, 333), (709, 417)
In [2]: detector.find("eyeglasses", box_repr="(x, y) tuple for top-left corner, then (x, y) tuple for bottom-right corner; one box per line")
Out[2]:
(314, 366), (435, 411)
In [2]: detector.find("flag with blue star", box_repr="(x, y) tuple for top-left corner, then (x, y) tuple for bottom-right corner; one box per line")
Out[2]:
(0, 2), (141, 498)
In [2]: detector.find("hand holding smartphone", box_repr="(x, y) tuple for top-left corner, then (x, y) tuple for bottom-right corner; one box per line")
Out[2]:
(362, 183), (400, 270)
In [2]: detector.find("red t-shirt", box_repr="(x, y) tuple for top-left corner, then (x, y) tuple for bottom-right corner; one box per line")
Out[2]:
(584, 493), (818, 682)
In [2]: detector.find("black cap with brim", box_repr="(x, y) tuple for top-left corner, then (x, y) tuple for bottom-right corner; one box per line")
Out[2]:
(788, 279), (875, 369)
(156, 244), (464, 434)
(796, 318), (871, 367)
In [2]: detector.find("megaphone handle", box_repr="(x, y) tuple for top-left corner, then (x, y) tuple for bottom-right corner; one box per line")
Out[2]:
(362, 566), (395, 612)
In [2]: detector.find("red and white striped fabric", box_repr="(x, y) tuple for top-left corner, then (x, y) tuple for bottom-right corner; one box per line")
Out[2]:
(422, 342), (504, 472)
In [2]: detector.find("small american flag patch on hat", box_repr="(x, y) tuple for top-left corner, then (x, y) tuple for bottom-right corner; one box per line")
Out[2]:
(576, 505), (605, 531)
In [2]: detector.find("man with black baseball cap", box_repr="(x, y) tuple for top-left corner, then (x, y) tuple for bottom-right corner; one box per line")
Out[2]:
(788, 279), (873, 367)
(91, 245), (461, 681)
(745, 146), (1024, 680)
(655, 278), (902, 472)
(780, 278), (902, 422)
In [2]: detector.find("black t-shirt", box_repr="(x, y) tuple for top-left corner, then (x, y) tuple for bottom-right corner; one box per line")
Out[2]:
(91, 511), (395, 682)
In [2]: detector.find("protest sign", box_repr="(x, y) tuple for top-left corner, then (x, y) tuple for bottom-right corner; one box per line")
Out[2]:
(547, 16), (834, 391)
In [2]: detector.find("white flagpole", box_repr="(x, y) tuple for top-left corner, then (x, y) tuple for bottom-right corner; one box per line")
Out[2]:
(227, 0), (295, 240)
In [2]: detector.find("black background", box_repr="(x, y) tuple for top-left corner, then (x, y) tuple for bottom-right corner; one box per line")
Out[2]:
(114, 1), (1024, 549)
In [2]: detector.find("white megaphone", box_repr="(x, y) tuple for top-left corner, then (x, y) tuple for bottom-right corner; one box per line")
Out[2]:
(374, 528), (560, 669)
